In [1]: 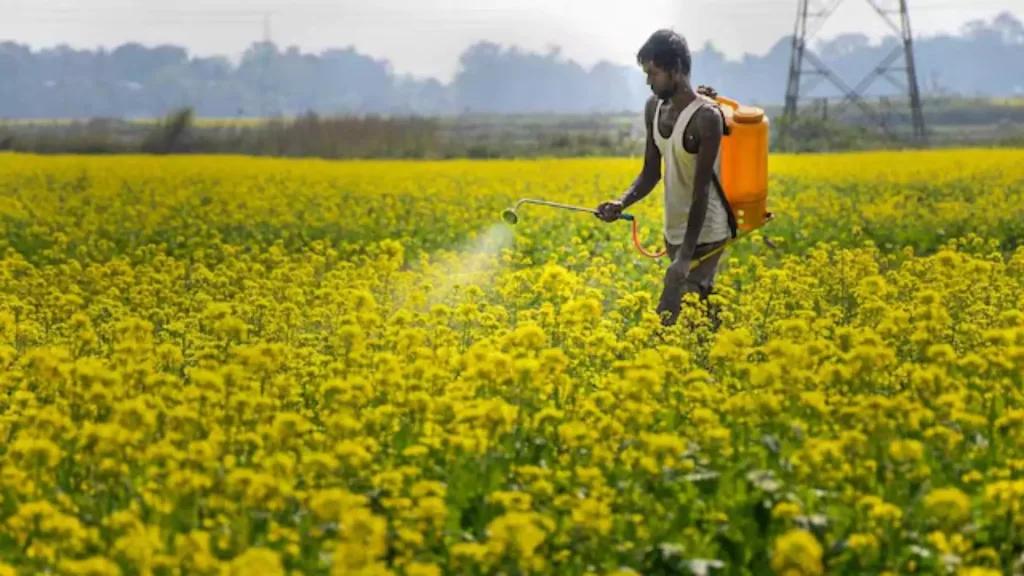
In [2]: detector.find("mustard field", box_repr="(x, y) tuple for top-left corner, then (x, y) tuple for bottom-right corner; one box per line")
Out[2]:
(1, 149), (1024, 575)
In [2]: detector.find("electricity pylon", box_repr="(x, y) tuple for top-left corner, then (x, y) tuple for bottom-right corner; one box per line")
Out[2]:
(780, 0), (927, 146)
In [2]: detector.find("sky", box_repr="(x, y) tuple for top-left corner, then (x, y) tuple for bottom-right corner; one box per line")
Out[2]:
(2, 0), (1021, 82)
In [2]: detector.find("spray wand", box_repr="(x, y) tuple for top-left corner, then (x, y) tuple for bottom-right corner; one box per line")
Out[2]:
(501, 198), (775, 268)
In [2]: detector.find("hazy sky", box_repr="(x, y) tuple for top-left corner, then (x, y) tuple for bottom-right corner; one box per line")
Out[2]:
(3, 0), (1020, 81)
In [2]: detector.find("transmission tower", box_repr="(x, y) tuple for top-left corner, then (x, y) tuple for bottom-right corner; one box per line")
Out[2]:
(780, 0), (927, 146)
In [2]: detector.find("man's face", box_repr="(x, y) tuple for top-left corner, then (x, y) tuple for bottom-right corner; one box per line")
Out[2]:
(643, 61), (679, 101)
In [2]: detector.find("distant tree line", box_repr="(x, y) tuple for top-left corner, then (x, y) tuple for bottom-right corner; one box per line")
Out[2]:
(0, 11), (1021, 119)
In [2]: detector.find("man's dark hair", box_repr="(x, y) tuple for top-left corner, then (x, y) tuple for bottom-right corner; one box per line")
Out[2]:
(637, 29), (691, 76)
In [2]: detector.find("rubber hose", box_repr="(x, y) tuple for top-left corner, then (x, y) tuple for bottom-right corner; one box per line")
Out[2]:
(631, 218), (667, 259)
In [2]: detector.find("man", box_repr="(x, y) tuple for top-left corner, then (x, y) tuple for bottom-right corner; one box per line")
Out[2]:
(595, 29), (736, 327)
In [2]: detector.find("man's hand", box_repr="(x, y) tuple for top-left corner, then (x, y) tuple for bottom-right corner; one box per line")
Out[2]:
(667, 257), (692, 283)
(697, 85), (718, 99)
(656, 256), (692, 326)
(595, 200), (624, 222)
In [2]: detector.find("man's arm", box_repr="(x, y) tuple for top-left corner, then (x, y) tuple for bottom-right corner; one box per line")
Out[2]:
(617, 96), (662, 209)
(675, 105), (724, 269)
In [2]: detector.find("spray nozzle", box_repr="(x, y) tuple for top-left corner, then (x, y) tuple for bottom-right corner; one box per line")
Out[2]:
(501, 208), (519, 225)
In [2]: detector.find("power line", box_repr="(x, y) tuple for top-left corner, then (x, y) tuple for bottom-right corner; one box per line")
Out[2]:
(259, 12), (273, 118)
(8, 1), (1020, 18)
(15, 17), (265, 24)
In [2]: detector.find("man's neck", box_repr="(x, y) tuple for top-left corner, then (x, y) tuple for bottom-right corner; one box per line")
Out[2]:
(669, 84), (697, 110)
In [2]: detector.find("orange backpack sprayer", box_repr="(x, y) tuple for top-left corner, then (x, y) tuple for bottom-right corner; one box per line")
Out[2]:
(715, 94), (772, 233)
(501, 94), (774, 268)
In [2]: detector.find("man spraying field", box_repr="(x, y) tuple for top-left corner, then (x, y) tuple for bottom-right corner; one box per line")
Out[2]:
(595, 29), (737, 327)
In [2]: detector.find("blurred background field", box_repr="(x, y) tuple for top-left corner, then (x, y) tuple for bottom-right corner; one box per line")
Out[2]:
(2, 9), (1024, 158)
(2, 95), (1023, 160)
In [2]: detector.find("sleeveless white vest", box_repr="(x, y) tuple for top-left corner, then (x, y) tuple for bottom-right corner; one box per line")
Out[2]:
(653, 96), (732, 246)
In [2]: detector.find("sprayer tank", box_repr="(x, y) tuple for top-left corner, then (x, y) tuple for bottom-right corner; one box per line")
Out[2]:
(714, 96), (769, 232)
